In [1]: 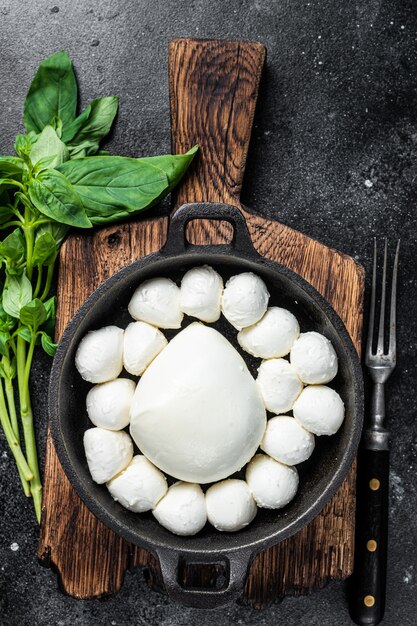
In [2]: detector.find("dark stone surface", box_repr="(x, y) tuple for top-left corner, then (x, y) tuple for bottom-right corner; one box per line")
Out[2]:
(0, 0), (416, 624)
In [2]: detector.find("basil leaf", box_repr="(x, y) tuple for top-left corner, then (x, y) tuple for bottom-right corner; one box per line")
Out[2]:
(20, 298), (47, 330)
(14, 133), (36, 158)
(61, 105), (91, 144)
(0, 300), (15, 332)
(63, 97), (118, 147)
(0, 331), (9, 357)
(40, 332), (58, 356)
(28, 169), (92, 228)
(3, 272), (33, 319)
(24, 51), (77, 134)
(0, 178), (23, 191)
(15, 325), (32, 343)
(57, 156), (168, 222)
(32, 231), (57, 266)
(0, 229), (25, 262)
(67, 140), (99, 159)
(29, 125), (69, 169)
(0, 157), (26, 177)
(141, 145), (198, 192)
(35, 222), (69, 247)
(0, 206), (15, 226)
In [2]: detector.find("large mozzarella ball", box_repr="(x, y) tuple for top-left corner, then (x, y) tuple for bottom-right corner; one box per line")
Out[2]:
(221, 272), (269, 330)
(290, 331), (338, 384)
(293, 385), (345, 436)
(180, 265), (223, 323)
(261, 416), (315, 465)
(256, 358), (303, 414)
(123, 321), (167, 376)
(83, 428), (133, 484)
(86, 378), (136, 430)
(153, 482), (207, 536)
(246, 454), (299, 509)
(128, 277), (183, 329)
(237, 307), (300, 358)
(75, 326), (124, 383)
(205, 479), (257, 532)
(107, 455), (167, 513)
(130, 323), (266, 484)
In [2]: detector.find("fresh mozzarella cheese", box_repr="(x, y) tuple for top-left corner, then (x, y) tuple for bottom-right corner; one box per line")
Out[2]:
(293, 385), (345, 436)
(180, 265), (223, 322)
(290, 331), (338, 384)
(86, 378), (136, 430)
(123, 321), (167, 376)
(246, 454), (299, 509)
(261, 415), (315, 465)
(205, 479), (257, 532)
(238, 307), (300, 358)
(221, 272), (269, 330)
(107, 455), (167, 512)
(152, 482), (207, 536)
(130, 323), (266, 483)
(256, 358), (303, 414)
(75, 326), (124, 383)
(83, 427), (133, 484)
(128, 277), (183, 329)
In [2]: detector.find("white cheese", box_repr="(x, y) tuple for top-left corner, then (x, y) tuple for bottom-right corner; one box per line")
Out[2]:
(256, 358), (303, 414)
(238, 307), (300, 358)
(290, 331), (338, 384)
(75, 326), (124, 383)
(86, 378), (136, 430)
(180, 265), (223, 322)
(152, 482), (207, 536)
(107, 455), (167, 512)
(123, 321), (167, 376)
(128, 277), (183, 329)
(293, 385), (345, 436)
(261, 415), (315, 465)
(205, 479), (257, 532)
(221, 272), (269, 330)
(83, 427), (133, 484)
(246, 454), (299, 509)
(130, 323), (266, 483)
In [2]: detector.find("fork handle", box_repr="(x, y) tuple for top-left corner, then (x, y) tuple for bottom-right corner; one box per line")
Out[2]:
(349, 447), (389, 625)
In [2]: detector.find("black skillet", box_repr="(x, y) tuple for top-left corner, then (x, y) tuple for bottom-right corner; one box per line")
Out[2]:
(49, 39), (363, 608)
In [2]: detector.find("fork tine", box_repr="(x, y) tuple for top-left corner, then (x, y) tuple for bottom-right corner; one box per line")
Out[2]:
(376, 238), (388, 355)
(389, 239), (400, 357)
(366, 238), (377, 357)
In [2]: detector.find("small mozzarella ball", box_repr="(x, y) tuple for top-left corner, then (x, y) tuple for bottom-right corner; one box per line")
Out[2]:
(256, 358), (303, 414)
(107, 455), (167, 513)
(123, 321), (167, 375)
(290, 331), (338, 384)
(246, 454), (299, 509)
(221, 272), (269, 330)
(86, 378), (136, 430)
(293, 385), (345, 436)
(128, 277), (183, 329)
(83, 428), (133, 484)
(75, 326), (124, 383)
(205, 479), (257, 532)
(180, 265), (223, 323)
(261, 416), (315, 465)
(153, 482), (207, 536)
(238, 307), (300, 358)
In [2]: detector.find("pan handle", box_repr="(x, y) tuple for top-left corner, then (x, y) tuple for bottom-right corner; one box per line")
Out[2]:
(155, 546), (252, 609)
(161, 202), (259, 257)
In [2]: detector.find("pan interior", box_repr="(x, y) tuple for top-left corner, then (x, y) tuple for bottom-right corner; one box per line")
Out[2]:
(52, 251), (361, 555)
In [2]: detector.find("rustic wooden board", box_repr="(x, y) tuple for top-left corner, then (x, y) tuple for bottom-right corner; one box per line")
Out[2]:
(38, 39), (364, 609)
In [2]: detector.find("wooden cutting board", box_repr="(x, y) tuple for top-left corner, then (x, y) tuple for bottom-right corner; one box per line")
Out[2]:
(38, 39), (364, 609)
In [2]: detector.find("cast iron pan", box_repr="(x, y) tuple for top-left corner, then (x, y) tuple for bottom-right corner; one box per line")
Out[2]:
(49, 40), (364, 608)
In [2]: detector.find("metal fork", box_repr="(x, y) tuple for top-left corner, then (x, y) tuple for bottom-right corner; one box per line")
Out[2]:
(349, 238), (400, 626)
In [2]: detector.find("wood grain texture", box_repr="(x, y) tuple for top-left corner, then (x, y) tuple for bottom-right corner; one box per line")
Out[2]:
(38, 39), (365, 609)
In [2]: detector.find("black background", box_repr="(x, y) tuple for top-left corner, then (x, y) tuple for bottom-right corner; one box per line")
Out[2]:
(0, 1), (416, 624)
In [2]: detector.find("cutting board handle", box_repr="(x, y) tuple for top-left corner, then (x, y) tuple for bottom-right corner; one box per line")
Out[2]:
(168, 38), (266, 209)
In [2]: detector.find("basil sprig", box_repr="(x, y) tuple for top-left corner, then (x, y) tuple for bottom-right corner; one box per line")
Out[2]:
(0, 51), (197, 522)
